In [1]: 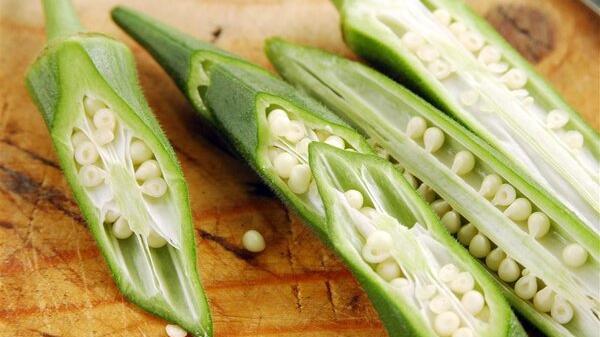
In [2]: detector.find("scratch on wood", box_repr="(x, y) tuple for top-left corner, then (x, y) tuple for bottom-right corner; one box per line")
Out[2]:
(211, 26), (223, 43)
(291, 284), (302, 312)
(325, 280), (336, 316)
(1, 138), (59, 169)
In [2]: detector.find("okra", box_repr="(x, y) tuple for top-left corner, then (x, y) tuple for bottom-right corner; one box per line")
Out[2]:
(111, 8), (526, 337)
(331, 0), (600, 232)
(265, 38), (600, 337)
(25, 1), (211, 335)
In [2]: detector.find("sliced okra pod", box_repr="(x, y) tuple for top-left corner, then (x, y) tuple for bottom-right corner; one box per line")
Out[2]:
(25, 1), (211, 335)
(111, 8), (526, 337)
(265, 38), (600, 337)
(331, 0), (600, 232)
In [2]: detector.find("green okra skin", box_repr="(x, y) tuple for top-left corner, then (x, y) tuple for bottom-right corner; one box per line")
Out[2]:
(331, 0), (600, 234)
(26, 1), (211, 336)
(265, 38), (600, 337)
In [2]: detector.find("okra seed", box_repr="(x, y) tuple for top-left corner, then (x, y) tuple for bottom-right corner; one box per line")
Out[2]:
(360, 207), (379, 219)
(141, 177), (168, 198)
(459, 31), (484, 52)
(478, 45), (502, 65)
(283, 120), (306, 143)
(415, 284), (437, 300)
(461, 290), (485, 315)
(479, 174), (502, 198)
(562, 243), (588, 267)
(562, 130), (584, 149)
(104, 208), (120, 223)
(362, 230), (393, 263)
(71, 130), (88, 146)
(546, 109), (569, 129)
(165, 324), (187, 337)
(533, 286), (555, 313)
(324, 135), (345, 149)
(491, 184), (516, 206)
(376, 259), (402, 281)
(416, 44), (440, 63)
(135, 160), (162, 181)
(242, 229), (266, 253)
(451, 150), (475, 175)
(511, 89), (529, 98)
(441, 211), (461, 234)
(428, 59), (452, 80)
(390, 277), (413, 296)
(459, 90), (479, 107)
(452, 327), (474, 337)
(403, 171), (419, 189)
(450, 272), (475, 294)
(487, 62), (509, 74)
(93, 128), (115, 145)
(148, 229), (167, 248)
(429, 295), (451, 314)
(79, 165), (106, 187)
(83, 96), (107, 115)
(93, 108), (116, 130)
(504, 198), (532, 221)
(433, 311), (460, 337)
(432, 9), (452, 26)
(550, 296), (574, 324)
(74, 141), (99, 165)
(521, 268), (531, 276)
(469, 234), (491, 258)
(401, 31), (424, 51)
(485, 248), (506, 271)
(268, 147), (282, 163)
(417, 183), (437, 203)
(438, 263), (459, 283)
(498, 258), (520, 282)
(130, 140), (153, 165)
(527, 212), (550, 238)
(449, 22), (467, 35)
(514, 274), (537, 300)
(273, 152), (298, 179)
(112, 217), (133, 239)
(344, 189), (364, 209)
(267, 109), (290, 136)
(431, 199), (451, 217)
(457, 223), (478, 246)
(288, 164), (312, 194)
(406, 116), (427, 139)
(423, 127), (445, 153)
(502, 69), (528, 89)
(295, 138), (312, 155)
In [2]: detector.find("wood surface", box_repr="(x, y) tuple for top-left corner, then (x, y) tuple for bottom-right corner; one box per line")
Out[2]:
(0, 0), (597, 336)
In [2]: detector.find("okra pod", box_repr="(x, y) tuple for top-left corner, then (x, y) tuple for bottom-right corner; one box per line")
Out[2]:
(265, 38), (600, 337)
(111, 8), (526, 337)
(331, 0), (600, 232)
(25, 1), (211, 335)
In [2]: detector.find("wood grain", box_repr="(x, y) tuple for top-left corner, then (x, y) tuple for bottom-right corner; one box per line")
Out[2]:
(0, 1), (597, 337)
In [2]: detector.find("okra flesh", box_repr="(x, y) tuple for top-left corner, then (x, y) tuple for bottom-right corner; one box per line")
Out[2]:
(333, 0), (599, 232)
(25, 11), (211, 334)
(265, 39), (600, 337)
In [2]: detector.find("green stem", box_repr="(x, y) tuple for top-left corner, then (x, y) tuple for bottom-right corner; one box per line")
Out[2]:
(42, 0), (84, 42)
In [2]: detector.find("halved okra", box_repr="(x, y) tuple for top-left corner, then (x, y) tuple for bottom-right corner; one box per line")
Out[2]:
(111, 8), (526, 337)
(265, 38), (600, 337)
(25, 1), (211, 335)
(331, 0), (600, 232)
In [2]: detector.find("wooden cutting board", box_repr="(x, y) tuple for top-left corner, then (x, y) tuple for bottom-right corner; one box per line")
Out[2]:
(0, 0), (597, 336)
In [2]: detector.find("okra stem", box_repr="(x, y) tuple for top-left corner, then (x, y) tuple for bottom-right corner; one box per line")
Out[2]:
(42, 0), (84, 43)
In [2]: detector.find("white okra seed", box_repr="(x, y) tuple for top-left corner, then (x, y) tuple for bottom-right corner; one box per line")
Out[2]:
(79, 165), (106, 187)
(344, 189), (364, 209)
(487, 62), (509, 74)
(450, 272), (475, 294)
(441, 211), (461, 234)
(83, 96), (107, 115)
(416, 44), (440, 62)
(403, 171), (419, 189)
(74, 141), (99, 165)
(273, 152), (298, 179)
(432, 8), (452, 26)
(459, 30), (484, 52)
(449, 22), (467, 35)
(415, 284), (437, 300)
(268, 109), (290, 137)
(362, 230), (393, 263)
(562, 243), (588, 267)
(498, 258), (520, 282)
(546, 109), (569, 129)
(423, 127), (445, 153)
(551, 296), (574, 324)
(501, 69), (528, 89)
(401, 31), (424, 51)
(141, 177), (168, 198)
(93, 108), (116, 130)
(135, 159), (162, 181)
(469, 234), (491, 258)
(485, 248), (506, 271)
(491, 184), (516, 206)
(429, 295), (451, 314)
(104, 206), (120, 223)
(431, 199), (451, 217)
(112, 217), (133, 239)
(459, 90), (479, 107)
(130, 140), (153, 165)
(527, 212), (551, 238)
(148, 229), (167, 248)
(71, 130), (88, 146)
(268, 147), (282, 163)
(457, 223), (478, 246)
(417, 183), (437, 203)
(376, 259), (402, 281)
(288, 164), (312, 194)
(390, 277), (413, 297)
(324, 135), (345, 149)
(461, 290), (485, 315)
(242, 229), (266, 253)
(165, 324), (187, 337)
(284, 120), (306, 143)
(438, 263), (459, 283)
(93, 128), (114, 145)
(479, 174), (502, 198)
(406, 116), (427, 139)
(478, 45), (502, 65)
(452, 327), (474, 337)
(504, 198), (532, 221)
(533, 286), (555, 313)
(451, 150), (476, 175)
(428, 59), (452, 80)
(434, 311), (460, 337)
(514, 274), (537, 300)
(562, 130), (584, 150)
(295, 137), (312, 156)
